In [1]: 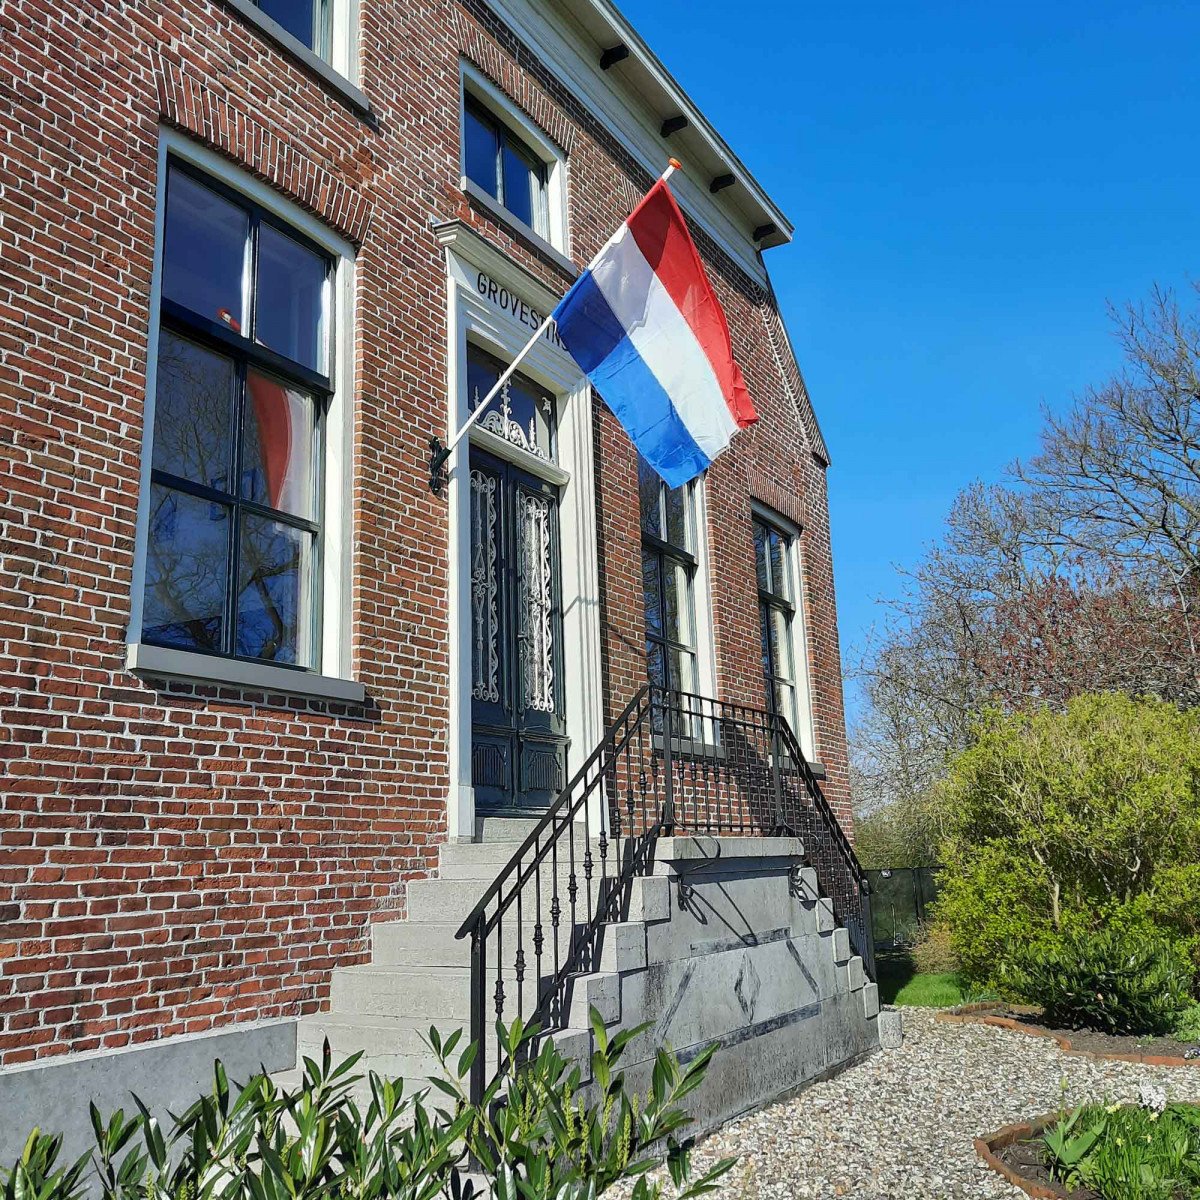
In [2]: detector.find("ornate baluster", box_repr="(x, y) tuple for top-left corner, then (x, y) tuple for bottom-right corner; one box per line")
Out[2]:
(550, 837), (562, 1022)
(515, 868), (525, 1031)
(583, 774), (595, 919)
(567, 814), (578, 949)
(532, 850), (544, 1021)
(494, 905), (505, 1060)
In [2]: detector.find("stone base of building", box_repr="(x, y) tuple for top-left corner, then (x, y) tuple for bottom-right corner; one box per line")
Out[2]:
(555, 835), (880, 1133)
(0, 1019), (296, 1165)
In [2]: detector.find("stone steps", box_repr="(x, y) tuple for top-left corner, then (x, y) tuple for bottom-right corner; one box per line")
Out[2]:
(287, 822), (881, 1120)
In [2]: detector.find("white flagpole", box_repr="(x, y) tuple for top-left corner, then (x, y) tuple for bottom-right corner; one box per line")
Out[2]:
(430, 158), (682, 492)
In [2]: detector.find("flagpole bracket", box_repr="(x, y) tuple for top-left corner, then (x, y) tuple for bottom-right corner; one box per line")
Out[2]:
(429, 437), (451, 496)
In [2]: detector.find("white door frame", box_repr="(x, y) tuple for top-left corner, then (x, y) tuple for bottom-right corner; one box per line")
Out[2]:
(438, 227), (604, 841)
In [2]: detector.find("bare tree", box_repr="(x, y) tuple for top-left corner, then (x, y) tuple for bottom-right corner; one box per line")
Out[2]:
(1020, 284), (1200, 579)
(850, 286), (1200, 824)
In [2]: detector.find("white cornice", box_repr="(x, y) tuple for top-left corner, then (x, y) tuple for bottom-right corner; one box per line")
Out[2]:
(572, 0), (793, 244)
(481, 0), (785, 282)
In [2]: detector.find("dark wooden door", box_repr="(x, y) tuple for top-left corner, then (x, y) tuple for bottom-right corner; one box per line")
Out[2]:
(469, 447), (567, 810)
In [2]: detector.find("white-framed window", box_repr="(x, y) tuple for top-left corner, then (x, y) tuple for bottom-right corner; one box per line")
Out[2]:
(459, 65), (568, 254)
(639, 456), (700, 697)
(236, 0), (358, 84)
(250, 0), (331, 58)
(127, 131), (358, 702)
(753, 508), (815, 759)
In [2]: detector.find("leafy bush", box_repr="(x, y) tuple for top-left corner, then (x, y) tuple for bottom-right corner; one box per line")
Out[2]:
(0, 1011), (732, 1200)
(910, 922), (959, 975)
(930, 693), (1200, 990)
(1043, 1100), (1200, 1200)
(1010, 927), (1193, 1036)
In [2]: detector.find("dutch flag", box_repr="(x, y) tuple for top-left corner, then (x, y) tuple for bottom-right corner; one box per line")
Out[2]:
(552, 172), (758, 488)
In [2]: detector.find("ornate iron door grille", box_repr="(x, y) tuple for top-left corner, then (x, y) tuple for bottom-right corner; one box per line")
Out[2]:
(469, 447), (567, 810)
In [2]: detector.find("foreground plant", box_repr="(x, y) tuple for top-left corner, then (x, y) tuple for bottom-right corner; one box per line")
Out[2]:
(0, 1009), (729, 1200)
(426, 1009), (733, 1200)
(1043, 1097), (1200, 1200)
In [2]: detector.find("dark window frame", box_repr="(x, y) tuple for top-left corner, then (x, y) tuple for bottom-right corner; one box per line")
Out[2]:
(640, 462), (699, 697)
(463, 93), (551, 238)
(754, 514), (800, 729)
(144, 157), (334, 673)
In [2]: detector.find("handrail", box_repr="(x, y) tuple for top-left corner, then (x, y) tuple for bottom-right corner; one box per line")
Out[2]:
(453, 685), (650, 942)
(771, 713), (875, 978)
(453, 685), (874, 1105)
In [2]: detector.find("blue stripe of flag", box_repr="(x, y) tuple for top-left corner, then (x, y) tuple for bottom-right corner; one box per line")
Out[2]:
(553, 269), (710, 489)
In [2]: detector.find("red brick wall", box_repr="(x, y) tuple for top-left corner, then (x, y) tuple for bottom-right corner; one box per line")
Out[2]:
(0, 0), (852, 1067)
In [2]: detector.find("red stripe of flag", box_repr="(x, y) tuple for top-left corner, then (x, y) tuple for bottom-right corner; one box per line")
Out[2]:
(626, 180), (758, 429)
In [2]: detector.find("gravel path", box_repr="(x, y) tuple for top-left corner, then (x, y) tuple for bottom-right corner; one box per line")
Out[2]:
(680, 1008), (1199, 1199)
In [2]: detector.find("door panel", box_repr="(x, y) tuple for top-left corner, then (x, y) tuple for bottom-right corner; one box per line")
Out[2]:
(470, 448), (567, 810)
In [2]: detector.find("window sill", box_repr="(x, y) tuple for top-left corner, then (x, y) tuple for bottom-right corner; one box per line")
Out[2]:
(126, 642), (367, 704)
(216, 0), (373, 121)
(460, 177), (578, 280)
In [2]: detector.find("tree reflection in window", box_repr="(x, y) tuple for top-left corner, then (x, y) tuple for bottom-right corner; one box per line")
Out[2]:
(142, 162), (330, 668)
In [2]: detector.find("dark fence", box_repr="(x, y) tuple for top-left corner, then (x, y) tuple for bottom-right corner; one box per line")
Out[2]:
(865, 867), (939, 947)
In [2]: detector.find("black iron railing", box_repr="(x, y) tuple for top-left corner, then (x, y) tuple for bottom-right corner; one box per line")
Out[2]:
(453, 686), (873, 1104)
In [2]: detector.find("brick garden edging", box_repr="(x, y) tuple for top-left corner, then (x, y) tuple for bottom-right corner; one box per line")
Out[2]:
(975, 1112), (1071, 1200)
(937, 1005), (1200, 1068)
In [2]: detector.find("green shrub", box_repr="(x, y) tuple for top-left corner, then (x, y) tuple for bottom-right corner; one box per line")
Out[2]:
(0, 1011), (733, 1200)
(930, 693), (1200, 991)
(1010, 926), (1193, 1036)
(910, 922), (959, 975)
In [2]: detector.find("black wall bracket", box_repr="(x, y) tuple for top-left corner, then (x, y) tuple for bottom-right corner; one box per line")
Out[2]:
(429, 436), (451, 496)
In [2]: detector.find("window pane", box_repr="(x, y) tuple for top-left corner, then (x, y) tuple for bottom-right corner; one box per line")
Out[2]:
(464, 104), (499, 198)
(638, 455), (661, 539)
(501, 140), (538, 229)
(670, 646), (697, 696)
(152, 331), (236, 489)
(770, 606), (795, 685)
(236, 515), (313, 665)
(775, 681), (798, 733)
(663, 558), (693, 647)
(163, 169), (248, 330)
(255, 224), (327, 373)
(759, 601), (772, 678)
(770, 529), (791, 602)
(642, 549), (662, 638)
(257, 0), (321, 51)
(753, 520), (770, 592)
(646, 640), (665, 690)
(467, 345), (555, 459)
(663, 484), (688, 551)
(241, 370), (315, 518)
(143, 484), (230, 653)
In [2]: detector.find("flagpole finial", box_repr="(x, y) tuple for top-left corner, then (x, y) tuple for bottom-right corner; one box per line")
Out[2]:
(668, 157), (682, 171)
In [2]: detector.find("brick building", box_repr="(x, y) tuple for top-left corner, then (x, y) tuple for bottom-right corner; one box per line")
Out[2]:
(0, 0), (870, 1143)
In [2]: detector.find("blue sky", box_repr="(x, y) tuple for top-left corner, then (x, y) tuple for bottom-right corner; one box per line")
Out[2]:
(619, 0), (1199, 718)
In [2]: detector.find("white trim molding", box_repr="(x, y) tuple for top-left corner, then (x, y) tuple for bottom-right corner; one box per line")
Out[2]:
(478, 0), (786, 280)
(460, 60), (571, 258)
(440, 230), (603, 841)
(125, 127), (360, 701)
